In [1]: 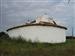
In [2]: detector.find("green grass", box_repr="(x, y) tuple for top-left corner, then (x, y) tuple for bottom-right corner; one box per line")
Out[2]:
(0, 36), (75, 56)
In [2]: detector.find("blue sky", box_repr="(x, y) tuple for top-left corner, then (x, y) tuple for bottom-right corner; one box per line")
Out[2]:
(0, 0), (75, 36)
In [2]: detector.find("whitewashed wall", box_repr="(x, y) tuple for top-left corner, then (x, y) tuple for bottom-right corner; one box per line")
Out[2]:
(7, 26), (66, 43)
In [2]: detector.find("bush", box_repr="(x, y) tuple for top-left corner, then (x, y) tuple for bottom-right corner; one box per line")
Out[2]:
(0, 32), (10, 39)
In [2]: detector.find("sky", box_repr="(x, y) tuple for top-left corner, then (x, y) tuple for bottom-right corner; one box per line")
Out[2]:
(0, 0), (75, 36)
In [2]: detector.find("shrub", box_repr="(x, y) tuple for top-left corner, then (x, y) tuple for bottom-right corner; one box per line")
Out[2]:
(0, 32), (10, 40)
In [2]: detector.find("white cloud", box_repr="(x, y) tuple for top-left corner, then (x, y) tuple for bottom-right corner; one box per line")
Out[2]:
(1, 0), (75, 36)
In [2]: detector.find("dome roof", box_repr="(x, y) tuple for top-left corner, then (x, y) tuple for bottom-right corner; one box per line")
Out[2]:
(35, 15), (57, 25)
(7, 15), (67, 31)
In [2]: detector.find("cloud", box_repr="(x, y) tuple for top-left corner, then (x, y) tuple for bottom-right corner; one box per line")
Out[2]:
(1, 0), (75, 36)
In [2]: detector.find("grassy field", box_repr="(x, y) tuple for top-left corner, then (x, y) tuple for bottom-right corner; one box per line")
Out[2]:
(0, 35), (75, 56)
